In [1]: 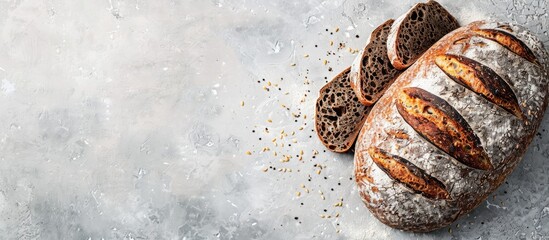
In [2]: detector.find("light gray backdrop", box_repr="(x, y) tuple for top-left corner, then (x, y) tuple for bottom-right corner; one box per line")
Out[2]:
(0, 0), (547, 239)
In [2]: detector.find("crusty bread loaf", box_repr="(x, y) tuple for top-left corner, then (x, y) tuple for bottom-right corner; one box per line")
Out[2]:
(387, 0), (460, 70)
(315, 67), (371, 152)
(354, 21), (549, 232)
(350, 19), (403, 106)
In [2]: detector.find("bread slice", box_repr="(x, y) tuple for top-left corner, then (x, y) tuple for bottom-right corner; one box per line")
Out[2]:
(315, 67), (371, 152)
(350, 19), (403, 106)
(387, 0), (459, 70)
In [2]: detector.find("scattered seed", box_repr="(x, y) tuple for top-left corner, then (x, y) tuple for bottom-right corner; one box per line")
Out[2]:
(240, 101), (245, 106)
(245, 151), (252, 155)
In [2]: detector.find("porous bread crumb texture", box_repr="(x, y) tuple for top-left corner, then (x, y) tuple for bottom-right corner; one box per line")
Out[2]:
(354, 21), (549, 232)
(315, 67), (370, 152)
(352, 19), (403, 106)
(368, 147), (449, 200)
(435, 54), (524, 119)
(395, 87), (493, 171)
(393, 0), (459, 68)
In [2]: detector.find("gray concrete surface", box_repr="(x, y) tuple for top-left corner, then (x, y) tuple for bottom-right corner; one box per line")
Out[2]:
(0, 0), (547, 239)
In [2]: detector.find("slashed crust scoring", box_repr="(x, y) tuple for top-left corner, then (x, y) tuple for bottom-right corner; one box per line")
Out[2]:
(354, 21), (549, 232)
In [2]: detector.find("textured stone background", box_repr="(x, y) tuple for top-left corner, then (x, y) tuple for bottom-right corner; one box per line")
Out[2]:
(0, 0), (547, 239)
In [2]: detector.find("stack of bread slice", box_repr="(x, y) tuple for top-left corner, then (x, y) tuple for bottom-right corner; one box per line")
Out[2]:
(315, 0), (460, 152)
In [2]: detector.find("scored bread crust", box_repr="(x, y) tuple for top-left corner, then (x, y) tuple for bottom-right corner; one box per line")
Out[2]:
(350, 19), (403, 106)
(387, 0), (460, 70)
(315, 67), (371, 152)
(354, 21), (549, 232)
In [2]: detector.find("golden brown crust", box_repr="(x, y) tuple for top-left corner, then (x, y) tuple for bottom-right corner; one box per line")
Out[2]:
(395, 87), (493, 170)
(368, 147), (450, 200)
(473, 28), (539, 65)
(355, 20), (549, 232)
(435, 54), (525, 120)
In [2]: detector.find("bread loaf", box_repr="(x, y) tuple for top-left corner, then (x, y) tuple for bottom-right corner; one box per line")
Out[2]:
(354, 21), (549, 232)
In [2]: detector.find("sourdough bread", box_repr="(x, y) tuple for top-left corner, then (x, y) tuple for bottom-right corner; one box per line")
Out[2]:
(355, 21), (549, 232)
(315, 67), (371, 152)
(350, 19), (403, 106)
(387, 0), (460, 70)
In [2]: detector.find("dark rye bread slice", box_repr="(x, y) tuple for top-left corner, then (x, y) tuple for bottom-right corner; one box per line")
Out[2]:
(350, 19), (403, 106)
(387, 0), (460, 70)
(315, 67), (371, 152)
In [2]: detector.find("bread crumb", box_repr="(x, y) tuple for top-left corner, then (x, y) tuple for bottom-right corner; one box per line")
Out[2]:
(245, 151), (252, 155)
(296, 191), (301, 197)
(267, 119), (272, 123)
(304, 54), (309, 58)
(262, 168), (268, 172)
(240, 101), (244, 107)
